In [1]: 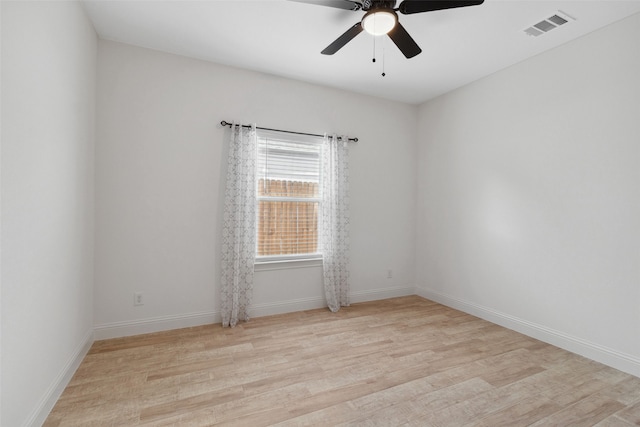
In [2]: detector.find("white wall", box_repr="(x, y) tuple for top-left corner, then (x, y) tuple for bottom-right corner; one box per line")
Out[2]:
(1, 2), (96, 425)
(95, 40), (417, 338)
(416, 13), (640, 376)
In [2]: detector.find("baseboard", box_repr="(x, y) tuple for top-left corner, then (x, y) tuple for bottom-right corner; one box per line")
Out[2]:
(251, 285), (416, 318)
(27, 328), (94, 427)
(416, 287), (640, 378)
(94, 311), (219, 340)
(251, 296), (327, 318)
(350, 285), (416, 304)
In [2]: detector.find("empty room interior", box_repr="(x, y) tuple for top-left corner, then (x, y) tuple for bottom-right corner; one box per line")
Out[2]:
(1, 0), (640, 425)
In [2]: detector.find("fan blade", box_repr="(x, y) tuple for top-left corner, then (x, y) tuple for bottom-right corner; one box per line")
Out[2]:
(398, 0), (483, 15)
(289, 0), (362, 11)
(321, 22), (364, 55)
(387, 22), (422, 58)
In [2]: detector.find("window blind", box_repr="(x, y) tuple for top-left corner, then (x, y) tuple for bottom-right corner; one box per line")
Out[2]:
(256, 130), (322, 259)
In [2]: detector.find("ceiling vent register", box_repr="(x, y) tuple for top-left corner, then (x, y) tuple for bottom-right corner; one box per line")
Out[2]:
(524, 11), (574, 37)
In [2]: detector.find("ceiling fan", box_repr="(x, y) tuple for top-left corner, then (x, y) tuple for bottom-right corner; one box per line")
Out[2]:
(293, 0), (484, 58)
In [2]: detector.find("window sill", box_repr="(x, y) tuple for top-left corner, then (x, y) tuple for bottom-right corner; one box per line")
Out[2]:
(254, 257), (323, 272)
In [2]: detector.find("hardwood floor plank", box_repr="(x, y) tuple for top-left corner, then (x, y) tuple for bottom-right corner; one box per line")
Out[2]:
(475, 395), (563, 427)
(529, 394), (625, 426)
(598, 376), (640, 405)
(613, 399), (640, 425)
(593, 415), (637, 427)
(139, 385), (244, 422)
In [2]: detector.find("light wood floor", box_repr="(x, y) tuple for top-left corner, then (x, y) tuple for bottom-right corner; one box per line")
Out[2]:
(45, 296), (640, 426)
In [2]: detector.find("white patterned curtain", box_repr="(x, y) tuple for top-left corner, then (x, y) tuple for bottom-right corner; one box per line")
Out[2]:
(321, 134), (351, 312)
(220, 123), (257, 327)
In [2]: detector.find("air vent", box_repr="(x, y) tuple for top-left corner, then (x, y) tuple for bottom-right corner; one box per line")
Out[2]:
(524, 11), (574, 37)
(548, 14), (569, 26)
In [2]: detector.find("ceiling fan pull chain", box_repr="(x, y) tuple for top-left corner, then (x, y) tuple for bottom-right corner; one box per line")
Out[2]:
(382, 36), (386, 77)
(372, 31), (376, 63)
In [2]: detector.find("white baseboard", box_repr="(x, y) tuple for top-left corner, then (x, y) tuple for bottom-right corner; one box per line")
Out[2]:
(94, 311), (219, 340)
(27, 329), (94, 427)
(416, 287), (640, 378)
(250, 285), (416, 318)
(251, 296), (327, 318)
(350, 285), (416, 303)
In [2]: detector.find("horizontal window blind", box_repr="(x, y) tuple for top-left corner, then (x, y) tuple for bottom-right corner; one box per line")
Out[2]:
(256, 130), (322, 259)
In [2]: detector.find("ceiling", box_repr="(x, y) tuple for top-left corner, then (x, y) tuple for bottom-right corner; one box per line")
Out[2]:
(83, 0), (640, 105)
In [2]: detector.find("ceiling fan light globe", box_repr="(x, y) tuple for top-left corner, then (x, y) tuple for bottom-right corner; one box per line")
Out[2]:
(362, 10), (397, 35)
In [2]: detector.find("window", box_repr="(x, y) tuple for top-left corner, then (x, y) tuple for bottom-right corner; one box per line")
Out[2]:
(256, 129), (323, 261)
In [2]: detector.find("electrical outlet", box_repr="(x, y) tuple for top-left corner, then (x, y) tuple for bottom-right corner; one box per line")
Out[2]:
(134, 292), (144, 306)
(387, 269), (393, 279)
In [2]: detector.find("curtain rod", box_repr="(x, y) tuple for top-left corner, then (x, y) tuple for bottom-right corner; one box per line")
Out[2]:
(220, 121), (358, 143)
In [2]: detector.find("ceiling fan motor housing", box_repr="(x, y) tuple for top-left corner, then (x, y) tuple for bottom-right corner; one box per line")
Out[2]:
(362, 0), (397, 11)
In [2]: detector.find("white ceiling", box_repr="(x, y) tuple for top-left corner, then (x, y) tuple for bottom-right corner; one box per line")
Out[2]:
(83, 0), (640, 104)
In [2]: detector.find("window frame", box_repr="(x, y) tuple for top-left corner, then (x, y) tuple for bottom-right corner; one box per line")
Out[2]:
(254, 129), (324, 264)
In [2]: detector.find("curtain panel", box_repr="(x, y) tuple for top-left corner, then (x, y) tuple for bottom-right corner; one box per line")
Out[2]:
(321, 135), (351, 312)
(220, 124), (257, 327)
